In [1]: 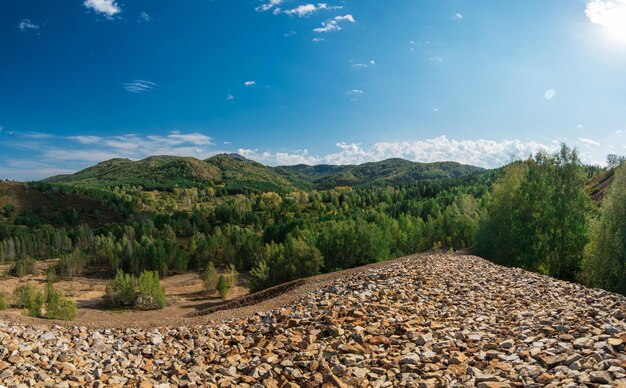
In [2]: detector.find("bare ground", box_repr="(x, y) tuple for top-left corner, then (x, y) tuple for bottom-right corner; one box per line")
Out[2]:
(0, 253), (425, 329)
(0, 259), (250, 326)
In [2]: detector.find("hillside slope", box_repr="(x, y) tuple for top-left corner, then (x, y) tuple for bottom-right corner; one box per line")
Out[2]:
(44, 154), (300, 192)
(313, 158), (483, 189)
(1, 252), (624, 387)
(43, 154), (484, 191)
(205, 153), (300, 193)
(0, 181), (123, 226)
(44, 156), (222, 190)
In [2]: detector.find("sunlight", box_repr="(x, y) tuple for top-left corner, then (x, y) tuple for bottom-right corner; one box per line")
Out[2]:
(586, 0), (626, 42)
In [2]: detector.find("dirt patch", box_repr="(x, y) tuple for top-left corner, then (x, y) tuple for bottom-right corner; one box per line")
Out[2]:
(0, 262), (251, 326)
(1, 253), (427, 329)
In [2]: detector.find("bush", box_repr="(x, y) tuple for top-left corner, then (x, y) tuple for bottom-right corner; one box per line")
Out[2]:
(104, 270), (136, 306)
(224, 264), (239, 288)
(13, 257), (36, 277)
(137, 271), (166, 309)
(46, 266), (58, 283)
(217, 275), (229, 299)
(0, 293), (8, 310)
(44, 282), (77, 321)
(45, 282), (59, 305)
(13, 283), (44, 317)
(249, 260), (270, 292)
(3, 203), (16, 218)
(202, 262), (218, 292)
(46, 297), (77, 321)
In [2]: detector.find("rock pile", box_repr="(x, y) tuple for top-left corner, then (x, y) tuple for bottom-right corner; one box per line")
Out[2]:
(1, 253), (625, 387)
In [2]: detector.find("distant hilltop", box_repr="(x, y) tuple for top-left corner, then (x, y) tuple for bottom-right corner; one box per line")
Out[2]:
(43, 153), (484, 192)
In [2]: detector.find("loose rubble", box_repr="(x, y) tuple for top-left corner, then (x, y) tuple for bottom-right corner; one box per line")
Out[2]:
(1, 253), (625, 387)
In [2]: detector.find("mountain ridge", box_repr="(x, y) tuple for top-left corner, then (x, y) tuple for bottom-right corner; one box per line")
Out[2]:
(43, 153), (484, 191)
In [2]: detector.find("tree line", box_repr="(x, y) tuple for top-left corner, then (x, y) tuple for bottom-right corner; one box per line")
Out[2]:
(1, 145), (624, 296)
(475, 146), (625, 294)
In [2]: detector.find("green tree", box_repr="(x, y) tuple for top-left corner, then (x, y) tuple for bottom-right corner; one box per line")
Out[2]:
(202, 261), (219, 292)
(581, 162), (626, 294)
(13, 257), (36, 277)
(13, 283), (44, 317)
(58, 249), (85, 278)
(137, 271), (166, 309)
(249, 260), (270, 292)
(223, 264), (239, 288)
(3, 203), (16, 218)
(45, 282), (77, 321)
(217, 275), (229, 299)
(0, 292), (8, 310)
(104, 270), (136, 307)
(476, 146), (589, 281)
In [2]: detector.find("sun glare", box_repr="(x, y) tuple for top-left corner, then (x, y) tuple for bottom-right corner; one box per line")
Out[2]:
(586, 0), (626, 42)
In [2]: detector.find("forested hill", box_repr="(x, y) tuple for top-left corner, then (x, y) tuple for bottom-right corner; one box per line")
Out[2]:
(43, 154), (484, 192)
(277, 158), (483, 189)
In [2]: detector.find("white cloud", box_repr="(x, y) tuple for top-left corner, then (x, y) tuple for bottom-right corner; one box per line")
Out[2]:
(453, 13), (464, 21)
(139, 11), (152, 22)
(0, 160), (76, 181)
(18, 19), (39, 31)
(244, 81), (256, 87)
(579, 137), (601, 146)
(312, 38), (325, 42)
(283, 30), (297, 37)
(346, 89), (364, 95)
(237, 136), (560, 168)
(433, 107), (439, 112)
(256, 0), (284, 12)
(351, 60), (376, 69)
(123, 80), (158, 94)
(22, 132), (54, 139)
(426, 57), (443, 63)
(59, 131), (215, 162)
(314, 14), (355, 33)
(544, 89), (556, 100)
(167, 132), (213, 145)
(585, 0), (626, 40)
(284, 3), (342, 17)
(84, 0), (121, 18)
(227, 94), (235, 101)
(45, 149), (124, 162)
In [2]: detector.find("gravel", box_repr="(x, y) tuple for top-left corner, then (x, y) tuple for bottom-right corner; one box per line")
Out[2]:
(1, 252), (625, 387)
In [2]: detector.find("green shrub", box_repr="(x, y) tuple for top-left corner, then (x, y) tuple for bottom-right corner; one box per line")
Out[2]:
(217, 275), (229, 299)
(13, 257), (36, 277)
(137, 271), (166, 309)
(202, 262), (218, 292)
(45, 282), (59, 305)
(2, 203), (16, 218)
(46, 266), (58, 283)
(224, 264), (239, 288)
(104, 270), (136, 306)
(0, 293), (8, 310)
(249, 260), (270, 292)
(44, 282), (77, 321)
(13, 283), (44, 317)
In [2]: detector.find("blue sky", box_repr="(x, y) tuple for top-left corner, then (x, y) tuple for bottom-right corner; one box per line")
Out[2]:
(1, 0), (626, 180)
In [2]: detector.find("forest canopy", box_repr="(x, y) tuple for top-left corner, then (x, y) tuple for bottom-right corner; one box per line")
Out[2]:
(1, 147), (624, 295)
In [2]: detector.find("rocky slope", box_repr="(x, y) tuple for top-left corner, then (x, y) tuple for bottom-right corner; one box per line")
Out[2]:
(1, 253), (625, 387)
